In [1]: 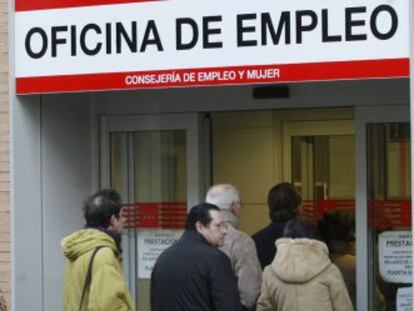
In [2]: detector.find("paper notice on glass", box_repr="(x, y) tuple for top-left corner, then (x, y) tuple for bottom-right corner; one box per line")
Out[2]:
(379, 231), (412, 283)
(397, 287), (412, 311)
(137, 229), (183, 279)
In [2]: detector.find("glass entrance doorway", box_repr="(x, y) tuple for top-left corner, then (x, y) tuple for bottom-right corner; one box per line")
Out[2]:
(211, 108), (357, 306)
(211, 109), (355, 232)
(100, 106), (411, 311)
(100, 113), (206, 310)
(367, 123), (411, 311)
(357, 105), (412, 311)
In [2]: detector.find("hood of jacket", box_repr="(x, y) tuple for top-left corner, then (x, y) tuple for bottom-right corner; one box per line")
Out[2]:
(61, 228), (118, 261)
(271, 238), (331, 283)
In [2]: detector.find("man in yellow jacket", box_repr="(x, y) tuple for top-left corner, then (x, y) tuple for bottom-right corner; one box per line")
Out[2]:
(61, 189), (134, 311)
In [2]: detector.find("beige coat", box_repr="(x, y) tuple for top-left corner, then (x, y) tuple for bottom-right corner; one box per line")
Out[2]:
(219, 211), (262, 310)
(257, 238), (353, 311)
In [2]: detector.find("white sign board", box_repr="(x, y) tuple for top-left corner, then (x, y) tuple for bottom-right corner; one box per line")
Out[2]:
(397, 287), (412, 311)
(15, 0), (410, 94)
(379, 231), (412, 284)
(137, 229), (183, 279)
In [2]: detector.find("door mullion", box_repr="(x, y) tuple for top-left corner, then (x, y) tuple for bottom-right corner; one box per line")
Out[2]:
(127, 133), (137, 308)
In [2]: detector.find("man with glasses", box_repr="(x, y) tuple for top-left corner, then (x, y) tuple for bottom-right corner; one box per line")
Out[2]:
(151, 203), (240, 311)
(206, 184), (262, 311)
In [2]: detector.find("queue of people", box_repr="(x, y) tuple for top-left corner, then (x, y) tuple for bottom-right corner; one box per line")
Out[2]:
(60, 183), (355, 311)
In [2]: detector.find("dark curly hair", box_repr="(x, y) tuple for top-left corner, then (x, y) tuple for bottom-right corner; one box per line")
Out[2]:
(317, 209), (355, 248)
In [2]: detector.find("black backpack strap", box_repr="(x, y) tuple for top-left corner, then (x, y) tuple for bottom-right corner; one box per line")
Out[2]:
(79, 246), (105, 311)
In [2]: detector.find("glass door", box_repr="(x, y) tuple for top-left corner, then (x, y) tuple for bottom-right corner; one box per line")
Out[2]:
(356, 105), (411, 311)
(100, 113), (207, 311)
(283, 119), (357, 307)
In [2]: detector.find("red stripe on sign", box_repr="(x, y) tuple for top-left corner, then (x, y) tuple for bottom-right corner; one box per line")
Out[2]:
(16, 58), (409, 95)
(15, 0), (162, 12)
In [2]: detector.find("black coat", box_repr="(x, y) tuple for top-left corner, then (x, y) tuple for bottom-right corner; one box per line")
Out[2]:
(151, 230), (241, 311)
(252, 221), (289, 270)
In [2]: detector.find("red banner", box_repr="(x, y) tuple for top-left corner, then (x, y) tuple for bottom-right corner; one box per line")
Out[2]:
(16, 59), (409, 95)
(302, 199), (412, 229)
(123, 201), (187, 229)
(368, 200), (411, 229)
(15, 0), (160, 12)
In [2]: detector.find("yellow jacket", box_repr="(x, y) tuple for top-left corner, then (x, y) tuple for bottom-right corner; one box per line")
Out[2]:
(61, 229), (134, 311)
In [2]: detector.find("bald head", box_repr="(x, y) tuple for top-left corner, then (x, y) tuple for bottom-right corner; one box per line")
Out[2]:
(205, 184), (240, 215)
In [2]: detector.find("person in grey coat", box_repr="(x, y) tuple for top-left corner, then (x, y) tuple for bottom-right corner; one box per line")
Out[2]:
(206, 184), (262, 311)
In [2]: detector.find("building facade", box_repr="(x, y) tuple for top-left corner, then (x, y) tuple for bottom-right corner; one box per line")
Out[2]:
(5, 1), (414, 311)
(0, 0), (10, 308)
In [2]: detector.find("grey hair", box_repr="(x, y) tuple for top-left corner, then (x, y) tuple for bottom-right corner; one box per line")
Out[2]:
(205, 184), (240, 210)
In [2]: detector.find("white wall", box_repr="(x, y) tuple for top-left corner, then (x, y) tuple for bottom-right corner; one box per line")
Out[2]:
(212, 111), (275, 234)
(12, 95), (43, 311)
(41, 94), (97, 311)
(12, 93), (96, 311)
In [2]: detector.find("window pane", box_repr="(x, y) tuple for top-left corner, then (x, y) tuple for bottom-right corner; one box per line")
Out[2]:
(133, 130), (187, 311)
(291, 134), (356, 308)
(110, 132), (126, 194)
(110, 130), (187, 311)
(367, 123), (411, 311)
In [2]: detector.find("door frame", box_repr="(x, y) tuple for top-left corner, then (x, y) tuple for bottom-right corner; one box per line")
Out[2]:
(99, 113), (207, 208)
(355, 104), (410, 311)
(99, 112), (208, 306)
(282, 119), (355, 185)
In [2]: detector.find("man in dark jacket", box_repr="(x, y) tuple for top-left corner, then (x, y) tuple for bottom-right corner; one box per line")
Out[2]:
(252, 182), (301, 269)
(151, 203), (241, 311)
